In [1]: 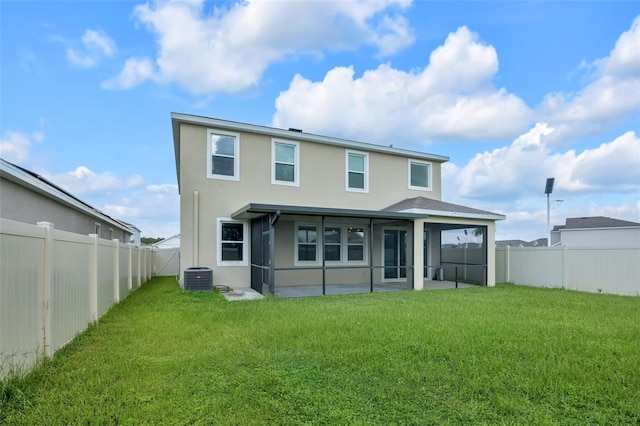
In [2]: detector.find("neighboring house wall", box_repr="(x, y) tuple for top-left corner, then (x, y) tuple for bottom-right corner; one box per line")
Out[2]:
(178, 121), (445, 287)
(557, 227), (640, 246)
(1, 178), (130, 242)
(0, 159), (134, 242)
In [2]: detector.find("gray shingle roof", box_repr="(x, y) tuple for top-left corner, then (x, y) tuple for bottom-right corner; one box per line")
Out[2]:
(383, 197), (505, 220)
(553, 216), (640, 230)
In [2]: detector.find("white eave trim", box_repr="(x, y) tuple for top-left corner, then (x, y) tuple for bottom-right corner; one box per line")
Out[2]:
(399, 208), (506, 221)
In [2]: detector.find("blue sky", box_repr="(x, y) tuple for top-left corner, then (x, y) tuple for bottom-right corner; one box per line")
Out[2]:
(1, 0), (639, 241)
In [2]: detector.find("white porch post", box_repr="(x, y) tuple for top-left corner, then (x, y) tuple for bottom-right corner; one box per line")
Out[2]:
(486, 223), (497, 287)
(413, 219), (425, 290)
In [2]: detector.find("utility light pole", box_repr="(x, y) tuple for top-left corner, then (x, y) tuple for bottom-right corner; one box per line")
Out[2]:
(545, 178), (564, 246)
(545, 178), (554, 246)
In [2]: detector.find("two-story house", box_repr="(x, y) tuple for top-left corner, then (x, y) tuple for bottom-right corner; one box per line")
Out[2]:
(172, 113), (505, 296)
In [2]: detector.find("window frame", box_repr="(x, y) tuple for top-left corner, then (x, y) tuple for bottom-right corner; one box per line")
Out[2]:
(408, 159), (432, 191)
(207, 129), (240, 181)
(322, 223), (368, 266)
(271, 139), (300, 186)
(294, 223), (321, 266)
(345, 150), (369, 193)
(217, 218), (248, 266)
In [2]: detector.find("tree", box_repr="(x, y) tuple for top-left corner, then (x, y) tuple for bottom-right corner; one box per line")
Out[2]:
(141, 237), (163, 245)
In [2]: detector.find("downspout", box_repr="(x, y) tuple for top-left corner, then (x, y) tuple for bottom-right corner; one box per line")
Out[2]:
(369, 218), (374, 293)
(193, 190), (199, 266)
(322, 215), (326, 295)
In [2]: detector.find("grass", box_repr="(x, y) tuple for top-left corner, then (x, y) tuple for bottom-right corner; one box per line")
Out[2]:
(2, 276), (639, 425)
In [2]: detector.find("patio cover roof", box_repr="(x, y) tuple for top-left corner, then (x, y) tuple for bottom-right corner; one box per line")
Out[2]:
(231, 203), (429, 221)
(384, 197), (506, 221)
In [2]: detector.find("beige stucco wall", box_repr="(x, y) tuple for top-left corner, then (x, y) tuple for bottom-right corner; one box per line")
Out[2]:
(178, 122), (443, 288)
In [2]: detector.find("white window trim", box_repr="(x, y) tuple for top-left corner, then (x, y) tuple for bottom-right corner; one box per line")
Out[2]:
(408, 159), (432, 191)
(207, 129), (240, 181)
(323, 224), (368, 266)
(381, 226), (408, 283)
(294, 222), (322, 266)
(271, 139), (300, 187)
(217, 218), (248, 266)
(94, 223), (102, 237)
(345, 150), (369, 193)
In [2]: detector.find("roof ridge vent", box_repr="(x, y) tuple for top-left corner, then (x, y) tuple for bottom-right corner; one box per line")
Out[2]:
(288, 128), (302, 132)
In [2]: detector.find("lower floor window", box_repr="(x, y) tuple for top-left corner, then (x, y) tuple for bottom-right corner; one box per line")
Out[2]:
(297, 225), (318, 262)
(218, 219), (247, 265)
(324, 227), (342, 261)
(347, 227), (365, 261)
(295, 223), (367, 264)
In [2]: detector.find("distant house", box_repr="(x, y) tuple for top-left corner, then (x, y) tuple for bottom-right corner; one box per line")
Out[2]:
(496, 238), (546, 248)
(0, 158), (137, 243)
(550, 216), (640, 247)
(153, 234), (180, 249)
(171, 113), (505, 296)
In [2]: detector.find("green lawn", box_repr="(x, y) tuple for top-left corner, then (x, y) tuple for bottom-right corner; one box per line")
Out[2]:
(2, 277), (639, 425)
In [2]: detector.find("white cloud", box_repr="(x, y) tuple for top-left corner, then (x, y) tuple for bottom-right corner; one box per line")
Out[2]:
(537, 16), (640, 145)
(272, 26), (531, 145)
(103, 0), (413, 94)
(0, 130), (44, 164)
(455, 125), (640, 201)
(101, 58), (155, 90)
(103, 183), (180, 237)
(67, 29), (116, 68)
(45, 166), (144, 197)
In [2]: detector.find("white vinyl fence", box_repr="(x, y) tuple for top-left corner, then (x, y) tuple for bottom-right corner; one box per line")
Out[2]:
(496, 245), (640, 296)
(0, 219), (154, 376)
(154, 247), (180, 276)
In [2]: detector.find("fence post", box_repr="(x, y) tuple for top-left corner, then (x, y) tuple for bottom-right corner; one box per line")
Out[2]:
(137, 246), (141, 288)
(113, 240), (120, 303)
(37, 222), (54, 357)
(562, 245), (568, 290)
(89, 234), (98, 322)
(506, 246), (510, 283)
(128, 243), (133, 291)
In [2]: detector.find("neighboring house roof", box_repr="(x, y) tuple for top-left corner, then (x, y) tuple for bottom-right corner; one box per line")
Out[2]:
(171, 112), (450, 191)
(383, 197), (506, 221)
(496, 238), (546, 247)
(0, 158), (136, 234)
(553, 216), (640, 231)
(153, 234), (181, 248)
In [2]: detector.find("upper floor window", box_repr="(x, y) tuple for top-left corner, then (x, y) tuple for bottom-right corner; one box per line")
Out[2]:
(208, 129), (239, 181)
(346, 150), (368, 192)
(408, 159), (432, 191)
(272, 139), (299, 186)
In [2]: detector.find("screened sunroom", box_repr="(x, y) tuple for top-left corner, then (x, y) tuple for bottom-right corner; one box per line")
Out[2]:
(232, 203), (425, 297)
